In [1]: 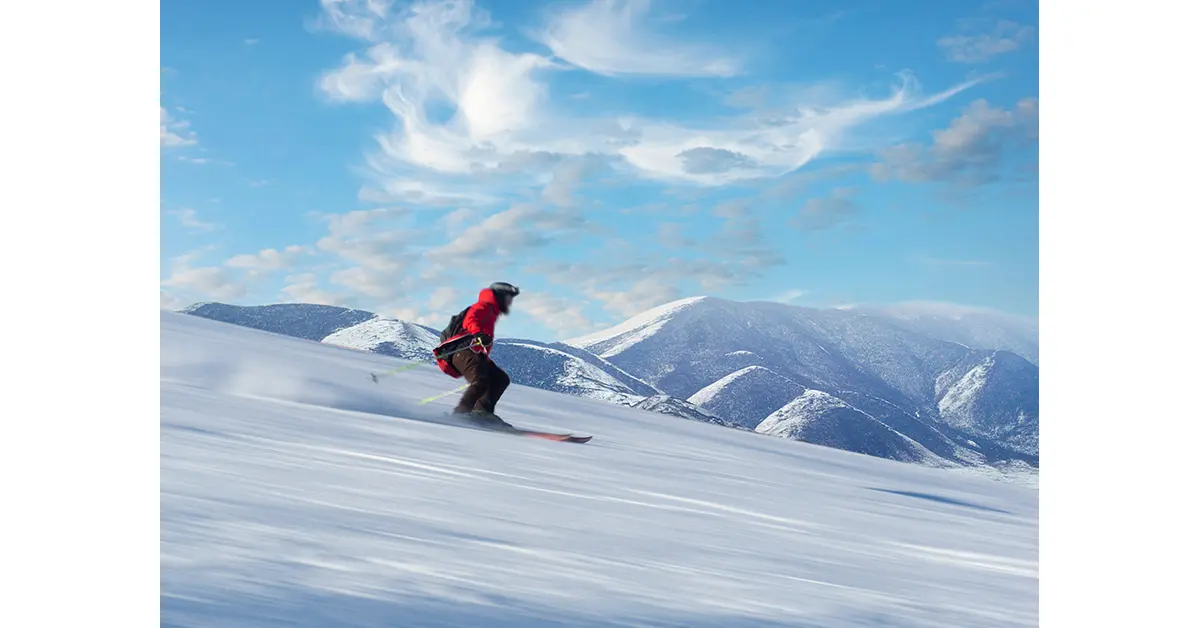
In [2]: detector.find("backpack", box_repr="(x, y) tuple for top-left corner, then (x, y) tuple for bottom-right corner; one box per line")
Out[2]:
(439, 306), (470, 343)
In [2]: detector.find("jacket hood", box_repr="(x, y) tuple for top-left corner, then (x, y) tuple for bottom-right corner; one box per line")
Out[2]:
(477, 287), (499, 307)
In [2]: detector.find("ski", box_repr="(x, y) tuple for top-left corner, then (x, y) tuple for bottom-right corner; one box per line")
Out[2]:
(445, 413), (592, 443)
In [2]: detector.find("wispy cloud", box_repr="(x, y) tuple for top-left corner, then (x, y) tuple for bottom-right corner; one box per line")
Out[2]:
(168, 208), (220, 232)
(537, 0), (738, 78)
(938, 20), (1034, 63)
(244, 38), (260, 45)
(871, 97), (1038, 188)
(768, 289), (810, 304)
(160, 107), (197, 147)
(314, 0), (983, 193)
(792, 188), (863, 231)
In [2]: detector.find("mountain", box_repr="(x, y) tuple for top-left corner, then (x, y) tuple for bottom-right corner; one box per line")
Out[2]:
(756, 390), (943, 465)
(161, 310), (1039, 627)
(180, 298), (1037, 475)
(182, 302), (376, 341)
(856, 302), (1039, 365)
(322, 317), (441, 361)
(624, 394), (739, 428)
(935, 350), (1040, 456)
(487, 340), (660, 404)
(243, 309), (678, 410)
(687, 366), (807, 429)
(567, 296), (1038, 470)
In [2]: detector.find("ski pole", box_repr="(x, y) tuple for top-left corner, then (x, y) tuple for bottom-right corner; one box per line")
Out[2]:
(369, 338), (488, 383)
(418, 384), (469, 405)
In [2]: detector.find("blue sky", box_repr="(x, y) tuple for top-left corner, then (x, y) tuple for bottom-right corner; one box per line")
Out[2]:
(160, 0), (1039, 341)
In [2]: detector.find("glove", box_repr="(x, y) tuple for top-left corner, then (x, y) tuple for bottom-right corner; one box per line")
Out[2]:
(474, 332), (493, 347)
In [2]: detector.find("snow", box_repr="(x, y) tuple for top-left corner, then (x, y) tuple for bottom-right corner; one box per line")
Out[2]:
(322, 317), (439, 360)
(162, 311), (1038, 627)
(564, 296), (707, 357)
(686, 365), (766, 408)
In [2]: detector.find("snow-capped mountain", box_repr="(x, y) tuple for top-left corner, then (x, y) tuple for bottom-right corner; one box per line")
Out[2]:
(322, 317), (441, 361)
(567, 296), (1039, 470)
(687, 366), (807, 429)
(182, 302), (376, 341)
(935, 350), (1040, 456)
(487, 340), (658, 404)
(756, 390), (943, 465)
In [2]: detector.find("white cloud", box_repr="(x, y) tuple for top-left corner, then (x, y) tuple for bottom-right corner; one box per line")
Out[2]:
(429, 203), (586, 258)
(768, 289), (810, 304)
(513, 292), (597, 337)
(160, 107), (197, 147)
(161, 265), (246, 302)
(280, 273), (343, 306)
(592, 277), (681, 317)
(244, 38), (260, 45)
(793, 187), (863, 231)
(938, 21), (1033, 63)
(225, 245), (309, 276)
(537, 0), (738, 77)
(315, 0), (983, 192)
(168, 208), (219, 232)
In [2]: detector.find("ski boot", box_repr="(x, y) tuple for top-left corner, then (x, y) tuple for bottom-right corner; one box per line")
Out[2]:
(463, 409), (515, 431)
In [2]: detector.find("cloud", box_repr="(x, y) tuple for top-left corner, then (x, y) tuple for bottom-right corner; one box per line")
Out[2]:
(767, 289), (810, 304)
(676, 147), (758, 175)
(870, 98), (1038, 188)
(310, 207), (425, 301)
(541, 154), (610, 208)
(161, 253), (246, 302)
(537, 0), (738, 77)
(244, 38), (260, 45)
(225, 245), (310, 277)
(168, 208), (219, 232)
(938, 21), (1034, 63)
(592, 277), (682, 317)
(792, 188), (863, 231)
(314, 0), (984, 193)
(512, 292), (597, 336)
(429, 203), (588, 259)
(280, 273), (343, 306)
(160, 107), (197, 147)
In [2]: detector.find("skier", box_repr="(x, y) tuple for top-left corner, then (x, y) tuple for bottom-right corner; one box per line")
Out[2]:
(432, 282), (520, 428)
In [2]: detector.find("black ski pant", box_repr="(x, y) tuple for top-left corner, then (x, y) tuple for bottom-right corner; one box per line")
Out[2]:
(450, 350), (510, 414)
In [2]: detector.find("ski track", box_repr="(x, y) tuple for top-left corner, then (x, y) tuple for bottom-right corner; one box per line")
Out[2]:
(161, 311), (1038, 628)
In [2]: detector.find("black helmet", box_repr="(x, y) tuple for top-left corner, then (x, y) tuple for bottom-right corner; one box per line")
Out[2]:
(490, 282), (519, 314)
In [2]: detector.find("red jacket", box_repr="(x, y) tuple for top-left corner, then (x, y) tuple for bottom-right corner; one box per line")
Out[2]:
(461, 287), (501, 338)
(434, 288), (501, 378)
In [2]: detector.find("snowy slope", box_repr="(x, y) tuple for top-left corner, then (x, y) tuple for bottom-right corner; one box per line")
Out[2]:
(624, 394), (738, 428)
(936, 351), (1040, 456)
(161, 311), (1038, 627)
(687, 366), (806, 429)
(322, 317), (440, 361)
(756, 390), (944, 465)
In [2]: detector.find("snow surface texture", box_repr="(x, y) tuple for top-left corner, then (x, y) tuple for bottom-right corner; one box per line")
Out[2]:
(161, 311), (1038, 627)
